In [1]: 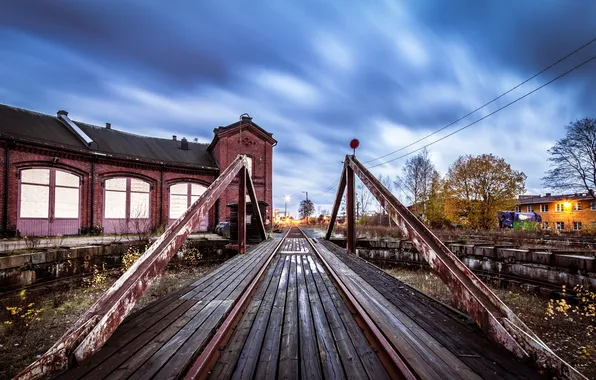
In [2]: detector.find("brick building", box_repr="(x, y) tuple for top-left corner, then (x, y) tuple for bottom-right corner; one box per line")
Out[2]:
(516, 192), (596, 231)
(0, 104), (276, 237)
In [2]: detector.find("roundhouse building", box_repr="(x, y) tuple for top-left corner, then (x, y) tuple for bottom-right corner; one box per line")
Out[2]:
(0, 104), (276, 237)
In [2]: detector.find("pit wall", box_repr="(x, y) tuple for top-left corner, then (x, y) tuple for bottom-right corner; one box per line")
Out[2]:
(0, 239), (230, 292)
(329, 239), (596, 292)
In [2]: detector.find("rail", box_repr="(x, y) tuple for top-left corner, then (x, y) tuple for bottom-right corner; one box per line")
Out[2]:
(326, 154), (586, 380)
(184, 227), (416, 379)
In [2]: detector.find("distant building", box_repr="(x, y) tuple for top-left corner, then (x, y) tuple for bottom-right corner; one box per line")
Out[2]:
(0, 104), (276, 236)
(516, 192), (596, 231)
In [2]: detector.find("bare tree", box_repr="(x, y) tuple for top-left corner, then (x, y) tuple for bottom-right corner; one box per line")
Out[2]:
(543, 118), (596, 197)
(357, 182), (373, 218)
(396, 148), (435, 212)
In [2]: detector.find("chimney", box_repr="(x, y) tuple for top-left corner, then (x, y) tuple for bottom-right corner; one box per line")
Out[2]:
(172, 135), (177, 141)
(545, 193), (551, 197)
(181, 137), (189, 150)
(57, 110), (68, 117)
(105, 122), (111, 129)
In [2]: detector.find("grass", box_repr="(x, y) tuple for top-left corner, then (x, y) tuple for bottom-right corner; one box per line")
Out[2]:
(387, 267), (596, 378)
(0, 262), (218, 379)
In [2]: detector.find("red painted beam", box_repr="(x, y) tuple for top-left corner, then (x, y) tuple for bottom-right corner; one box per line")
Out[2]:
(325, 165), (347, 240)
(238, 167), (246, 255)
(346, 165), (355, 254)
(344, 154), (585, 379)
(246, 167), (266, 240)
(15, 155), (256, 380)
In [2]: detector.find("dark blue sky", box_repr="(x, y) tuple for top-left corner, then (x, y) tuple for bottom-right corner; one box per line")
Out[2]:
(1, 1), (595, 215)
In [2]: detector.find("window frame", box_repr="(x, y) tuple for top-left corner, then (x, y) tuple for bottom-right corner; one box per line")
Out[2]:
(556, 221), (565, 231)
(104, 177), (151, 221)
(527, 205), (534, 213)
(573, 221), (582, 231)
(540, 204), (548, 213)
(555, 203), (563, 213)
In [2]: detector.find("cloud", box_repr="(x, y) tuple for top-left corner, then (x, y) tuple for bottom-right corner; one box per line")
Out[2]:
(1, 0), (595, 217)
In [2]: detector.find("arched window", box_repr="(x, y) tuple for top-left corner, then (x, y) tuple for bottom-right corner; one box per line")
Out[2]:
(169, 182), (208, 231)
(18, 168), (81, 236)
(103, 177), (151, 234)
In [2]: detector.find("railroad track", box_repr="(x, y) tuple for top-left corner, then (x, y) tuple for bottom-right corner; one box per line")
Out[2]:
(184, 226), (415, 379)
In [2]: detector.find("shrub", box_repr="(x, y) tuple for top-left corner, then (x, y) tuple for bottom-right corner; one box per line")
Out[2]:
(122, 246), (144, 272)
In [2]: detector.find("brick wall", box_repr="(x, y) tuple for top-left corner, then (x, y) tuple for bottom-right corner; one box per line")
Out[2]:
(0, 142), (218, 236)
(521, 200), (596, 231)
(211, 126), (274, 222)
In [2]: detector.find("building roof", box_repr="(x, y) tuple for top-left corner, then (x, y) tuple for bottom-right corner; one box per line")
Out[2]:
(208, 116), (277, 151)
(0, 103), (218, 170)
(518, 192), (594, 205)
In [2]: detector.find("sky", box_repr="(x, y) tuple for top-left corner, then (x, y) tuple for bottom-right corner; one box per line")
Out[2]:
(1, 1), (595, 216)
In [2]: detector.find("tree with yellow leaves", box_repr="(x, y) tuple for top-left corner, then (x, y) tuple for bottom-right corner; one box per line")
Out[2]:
(444, 154), (526, 229)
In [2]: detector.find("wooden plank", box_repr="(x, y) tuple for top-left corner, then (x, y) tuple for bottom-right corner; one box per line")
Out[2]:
(137, 247), (275, 380)
(82, 246), (271, 380)
(301, 255), (345, 379)
(228, 255), (286, 379)
(297, 254), (324, 380)
(313, 256), (390, 380)
(254, 255), (291, 379)
(59, 247), (270, 380)
(320, 240), (542, 380)
(278, 254), (299, 379)
(315, 242), (478, 380)
(208, 256), (282, 379)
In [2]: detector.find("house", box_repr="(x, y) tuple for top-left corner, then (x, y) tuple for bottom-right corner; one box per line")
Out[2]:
(516, 192), (596, 231)
(0, 103), (276, 237)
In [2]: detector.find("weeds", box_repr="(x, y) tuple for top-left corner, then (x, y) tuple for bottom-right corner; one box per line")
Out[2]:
(546, 285), (596, 336)
(2, 290), (43, 341)
(22, 236), (41, 250)
(83, 264), (109, 288)
(122, 246), (144, 272)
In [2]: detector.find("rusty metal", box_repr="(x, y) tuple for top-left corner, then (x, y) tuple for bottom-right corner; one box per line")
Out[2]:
(15, 155), (261, 380)
(246, 167), (267, 241)
(346, 165), (355, 254)
(325, 169), (346, 240)
(302, 228), (416, 380)
(238, 167), (246, 255)
(184, 229), (290, 380)
(331, 154), (585, 379)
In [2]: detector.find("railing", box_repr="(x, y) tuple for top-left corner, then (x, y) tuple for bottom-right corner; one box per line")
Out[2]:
(326, 155), (585, 380)
(15, 155), (266, 380)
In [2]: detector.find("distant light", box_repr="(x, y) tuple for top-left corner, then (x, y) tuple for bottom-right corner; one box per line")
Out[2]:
(564, 201), (571, 208)
(284, 195), (291, 202)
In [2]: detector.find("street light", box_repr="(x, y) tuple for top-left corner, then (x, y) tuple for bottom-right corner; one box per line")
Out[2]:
(284, 195), (291, 219)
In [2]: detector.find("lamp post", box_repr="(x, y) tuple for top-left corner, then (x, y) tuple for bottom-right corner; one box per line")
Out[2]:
(284, 195), (291, 219)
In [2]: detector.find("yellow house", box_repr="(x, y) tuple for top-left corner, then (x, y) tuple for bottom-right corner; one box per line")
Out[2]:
(516, 192), (596, 231)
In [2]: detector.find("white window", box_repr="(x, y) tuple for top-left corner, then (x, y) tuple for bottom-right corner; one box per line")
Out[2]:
(573, 202), (582, 211)
(540, 204), (548, 212)
(573, 221), (582, 231)
(527, 205), (534, 212)
(246, 156), (253, 177)
(19, 169), (80, 219)
(169, 182), (207, 219)
(556, 221), (565, 230)
(542, 222), (549, 230)
(555, 203), (563, 212)
(104, 177), (150, 219)
(514, 205), (520, 212)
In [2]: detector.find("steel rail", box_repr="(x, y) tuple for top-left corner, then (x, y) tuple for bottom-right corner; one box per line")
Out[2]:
(183, 228), (290, 380)
(299, 228), (418, 380)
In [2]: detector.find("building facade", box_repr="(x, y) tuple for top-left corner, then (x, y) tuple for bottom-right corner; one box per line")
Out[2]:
(517, 192), (596, 231)
(0, 104), (276, 237)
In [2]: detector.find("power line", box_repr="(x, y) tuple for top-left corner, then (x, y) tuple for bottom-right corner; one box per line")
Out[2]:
(363, 36), (596, 164)
(367, 52), (596, 169)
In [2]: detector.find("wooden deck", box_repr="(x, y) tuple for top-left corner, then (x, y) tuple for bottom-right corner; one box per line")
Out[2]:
(53, 232), (544, 380)
(55, 240), (279, 380)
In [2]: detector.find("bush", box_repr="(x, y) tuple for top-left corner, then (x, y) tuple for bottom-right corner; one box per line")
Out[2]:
(2, 290), (43, 339)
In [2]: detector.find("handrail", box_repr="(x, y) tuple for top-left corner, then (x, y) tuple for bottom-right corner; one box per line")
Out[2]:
(15, 155), (265, 380)
(326, 155), (585, 380)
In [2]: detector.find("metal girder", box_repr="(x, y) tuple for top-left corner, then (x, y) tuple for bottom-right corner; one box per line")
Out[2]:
(246, 168), (267, 241)
(325, 165), (347, 240)
(339, 154), (585, 380)
(238, 167), (247, 255)
(346, 165), (355, 254)
(15, 155), (260, 380)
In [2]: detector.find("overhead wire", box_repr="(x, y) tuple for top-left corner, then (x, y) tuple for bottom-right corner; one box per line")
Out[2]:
(363, 36), (596, 164)
(367, 52), (596, 169)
